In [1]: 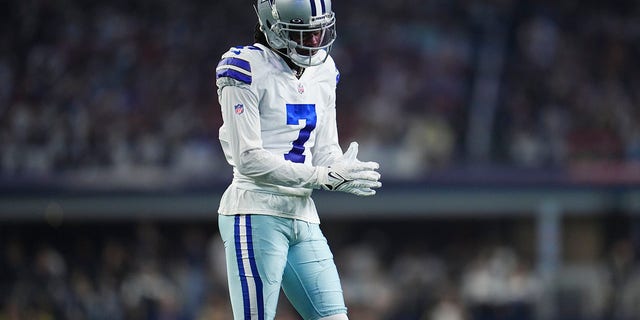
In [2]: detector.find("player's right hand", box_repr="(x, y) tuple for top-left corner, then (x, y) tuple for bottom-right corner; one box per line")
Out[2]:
(318, 142), (382, 196)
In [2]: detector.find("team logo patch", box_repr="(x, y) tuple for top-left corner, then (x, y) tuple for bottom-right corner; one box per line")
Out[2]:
(297, 83), (305, 94)
(234, 103), (244, 115)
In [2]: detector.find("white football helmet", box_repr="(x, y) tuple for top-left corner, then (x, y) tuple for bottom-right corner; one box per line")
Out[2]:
(255, 0), (336, 67)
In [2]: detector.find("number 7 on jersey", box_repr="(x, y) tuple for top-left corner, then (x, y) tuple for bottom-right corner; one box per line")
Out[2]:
(284, 104), (316, 164)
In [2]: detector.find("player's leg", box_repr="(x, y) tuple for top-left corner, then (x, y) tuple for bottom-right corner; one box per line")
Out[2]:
(281, 220), (348, 320)
(318, 315), (348, 320)
(218, 214), (291, 320)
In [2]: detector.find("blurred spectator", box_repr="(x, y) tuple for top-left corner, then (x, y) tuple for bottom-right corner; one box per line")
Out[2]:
(3, 0), (637, 187)
(2, 0), (640, 319)
(425, 288), (466, 320)
(460, 246), (539, 320)
(1, 219), (639, 320)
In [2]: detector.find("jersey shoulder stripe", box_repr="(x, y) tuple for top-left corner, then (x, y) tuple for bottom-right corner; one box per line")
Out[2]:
(216, 45), (265, 85)
(216, 56), (252, 84)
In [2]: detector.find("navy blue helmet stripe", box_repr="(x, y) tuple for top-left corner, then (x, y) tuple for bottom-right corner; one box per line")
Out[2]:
(320, 0), (326, 14)
(216, 69), (252, 84)
(218, 57), (251, 73)
(309, 0), (317, 16)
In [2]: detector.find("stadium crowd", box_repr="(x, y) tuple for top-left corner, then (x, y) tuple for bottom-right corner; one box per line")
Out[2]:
(0, 0), (638, 185)
(2, 220), (640, 320)
(1, 0), (640, 319)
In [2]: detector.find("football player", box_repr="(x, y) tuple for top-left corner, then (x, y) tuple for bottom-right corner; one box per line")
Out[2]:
(215, 0), (382, 319)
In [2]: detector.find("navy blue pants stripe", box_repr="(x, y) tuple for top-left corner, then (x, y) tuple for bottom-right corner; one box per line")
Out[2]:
(246, 216), (264, 320)
(234, 215), (265, 320)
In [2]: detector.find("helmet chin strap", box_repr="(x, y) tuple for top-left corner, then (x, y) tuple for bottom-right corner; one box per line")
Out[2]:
(289, 49), (327, 67)
(286, 40), (298, 50)
(272, 48), (305, 77)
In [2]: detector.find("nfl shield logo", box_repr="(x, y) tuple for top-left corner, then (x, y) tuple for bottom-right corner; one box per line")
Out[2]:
(297, 83), (304, 94)
(234, 104), (244, 114)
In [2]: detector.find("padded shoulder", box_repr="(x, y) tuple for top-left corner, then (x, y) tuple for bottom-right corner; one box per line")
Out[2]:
(215, 45), (264, 87)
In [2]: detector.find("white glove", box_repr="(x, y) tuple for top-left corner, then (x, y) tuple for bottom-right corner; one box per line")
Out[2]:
(317, 142), (382, 196)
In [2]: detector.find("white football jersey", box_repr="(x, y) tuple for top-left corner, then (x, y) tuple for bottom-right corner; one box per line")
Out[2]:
(216, 43), (343, 223)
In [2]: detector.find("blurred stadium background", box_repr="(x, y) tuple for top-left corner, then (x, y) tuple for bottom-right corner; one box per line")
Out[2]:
(1, 0), (640, 319)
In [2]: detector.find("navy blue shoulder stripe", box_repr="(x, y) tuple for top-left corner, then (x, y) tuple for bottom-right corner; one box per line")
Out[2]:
(216, 57), (252, 84)
(218, 57), (251, 73)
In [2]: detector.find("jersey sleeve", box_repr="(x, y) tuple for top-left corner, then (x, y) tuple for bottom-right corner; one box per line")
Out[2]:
(311, 61), (343, 166)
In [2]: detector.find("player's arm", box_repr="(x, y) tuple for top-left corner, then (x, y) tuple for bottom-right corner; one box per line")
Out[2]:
(219, 85), (380, 195)
(310, 90), (342, 167)
(307, 88), (382, 195)
(219, 84), (319, 188)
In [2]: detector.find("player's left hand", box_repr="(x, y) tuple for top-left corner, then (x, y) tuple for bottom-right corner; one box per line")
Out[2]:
(319, 142), (382, 196)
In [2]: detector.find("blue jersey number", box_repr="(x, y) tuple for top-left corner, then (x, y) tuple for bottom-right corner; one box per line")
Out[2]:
(285, 104), (317, 163)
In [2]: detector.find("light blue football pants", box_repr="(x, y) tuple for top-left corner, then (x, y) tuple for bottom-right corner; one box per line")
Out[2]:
(218, 214), (348, 320)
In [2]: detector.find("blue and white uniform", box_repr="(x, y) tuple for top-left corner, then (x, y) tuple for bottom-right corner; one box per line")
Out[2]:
(217, 43), (342, 223)
(216, 43), (347, 319)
